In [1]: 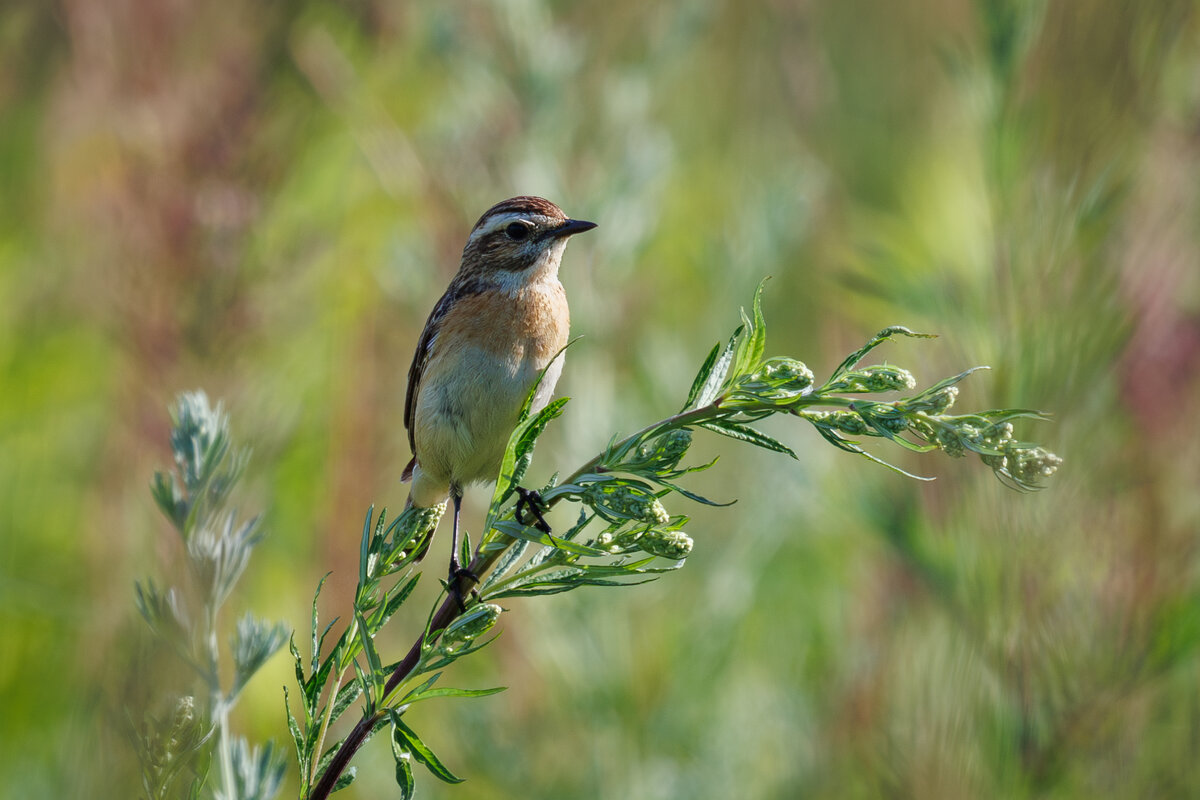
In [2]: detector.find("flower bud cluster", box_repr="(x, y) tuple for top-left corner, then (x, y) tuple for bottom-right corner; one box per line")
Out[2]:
(933, 419), (1013, 458)
(909, 385), (958, 414)
(753, 358), (814, 391)
(389, 502), (445, 561)
(439, 603), (501, 655)
(594, 529), (639, 554)
(807, 410), (870, 435)
(852, 402), (909, 435)
(586, 481), (670, 525)
(731, 358), (814, 404)
(983, 442), (1063, 487)
(640, 528), (694, 560)
(625, 429), (693, 472)
(827, 365), (917, 394)
(596, 524), (693, 560)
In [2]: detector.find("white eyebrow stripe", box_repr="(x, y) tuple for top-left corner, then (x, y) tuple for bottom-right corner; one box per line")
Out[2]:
(467, 211), (549, 244)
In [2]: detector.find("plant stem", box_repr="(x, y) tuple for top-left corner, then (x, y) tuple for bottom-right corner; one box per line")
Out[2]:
(310, 664), (350, 789)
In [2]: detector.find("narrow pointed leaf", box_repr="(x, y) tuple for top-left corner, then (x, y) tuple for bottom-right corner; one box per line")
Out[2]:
(487, 394), (571, 531)
(331, 767), (356, 793)
(827, 326), (935, 383)
(400, 671), (442, 704)
(698, 420), (797, 458)
(390, 711), (464, 784)
(490, 520), (607, 557)
(682, 342), (721, 411)
(695, 327), (741, 408)
(648, 476), (736, 507)
(479, 535), (532, 590)
(283, 687), (307, 775)
(402, 685), (506, 705)
(393, 744), (415, 800)
(732, 279), (768, 378)
(311, 572), (331, 670)
(358, 507), (374, 595)
(330, 679), (363, 725)
(375, 573), (420, 630)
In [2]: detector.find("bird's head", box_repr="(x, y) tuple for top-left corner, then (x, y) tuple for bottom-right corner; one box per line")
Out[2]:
(458, 196), (596, 288)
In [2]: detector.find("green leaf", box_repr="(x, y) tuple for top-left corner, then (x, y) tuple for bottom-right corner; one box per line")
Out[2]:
(648, 475), (735, 507)
(330, 680), (363, 726)
(310, 571), (331, 674)
(357, 506), (374, 597)
(352, 661), (373, 712)
(393, 745), (415, 800)
(826, 326), (935, 384)
(698, 420), (797, 458)
(305, 651), (336, 712)
(317, 617), (340, 664)
(390, 710), (465, 784)
(486, 560), (675, 599)
(490, 519), (607, 557)
(479, 535), (532, 590)
(490, 576), (661, 599)
(288, 634), (306, 691)
(813, 424), (865, 455)
(909, 365), (989, 398)
(813, 425), (935, 482)
(354, 611), (383, 692)
(682, 342), (721, 411)
(401, 685), (506, 705)
(486, 396), (571, 532)
(399, 671), (442, 704)
(312, 739), (345, 791)
(373, 573), (419, 631)
(331, 767), (356, 793)
(283, 687), (307, 776)
(732, 278), (769, 378)
(694, 328), (741, 408)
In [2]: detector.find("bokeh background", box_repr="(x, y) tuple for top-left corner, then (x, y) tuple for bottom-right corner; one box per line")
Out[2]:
(3, 1), (1200, 797)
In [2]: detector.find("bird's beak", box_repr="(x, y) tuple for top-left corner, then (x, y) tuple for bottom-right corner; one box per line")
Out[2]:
(551, 218), (598, 238)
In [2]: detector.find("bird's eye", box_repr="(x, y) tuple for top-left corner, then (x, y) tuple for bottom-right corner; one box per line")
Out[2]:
(505, 221), (531, 241)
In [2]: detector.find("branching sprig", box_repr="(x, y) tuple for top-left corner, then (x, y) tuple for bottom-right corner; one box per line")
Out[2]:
(134, 392), (287, 800)
(294, 281), (1062, 799)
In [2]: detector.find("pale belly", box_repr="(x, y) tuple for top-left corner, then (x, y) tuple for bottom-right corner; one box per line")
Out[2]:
(411, 344), (564, 493)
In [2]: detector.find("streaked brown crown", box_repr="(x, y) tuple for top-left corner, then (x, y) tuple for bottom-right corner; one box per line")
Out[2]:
(471, 196), (566, 231)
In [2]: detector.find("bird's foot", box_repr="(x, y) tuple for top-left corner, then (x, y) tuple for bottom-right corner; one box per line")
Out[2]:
(514, 487), (552, 534)
(446, 560), (480, 612)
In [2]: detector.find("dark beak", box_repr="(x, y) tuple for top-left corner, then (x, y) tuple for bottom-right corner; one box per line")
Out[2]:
(551, 218), (598, 238)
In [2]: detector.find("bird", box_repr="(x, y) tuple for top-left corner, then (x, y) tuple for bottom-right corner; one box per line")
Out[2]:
(402, 195), (596, 605)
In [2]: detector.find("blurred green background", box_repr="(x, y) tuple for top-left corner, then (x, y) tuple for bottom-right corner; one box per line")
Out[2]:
(3, 1), (1200, 797)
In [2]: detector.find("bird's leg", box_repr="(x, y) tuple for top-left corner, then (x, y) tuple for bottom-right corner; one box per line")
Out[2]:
(447, 487), (478, 611)
(514, 486), (552, 534)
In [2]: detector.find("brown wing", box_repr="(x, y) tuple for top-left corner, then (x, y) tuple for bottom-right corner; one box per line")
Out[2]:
(403, 279), (486, 454)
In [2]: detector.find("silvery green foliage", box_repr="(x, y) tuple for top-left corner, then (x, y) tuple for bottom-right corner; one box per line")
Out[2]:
(135, 392), (287, 800)
(294, 281), (1061, 800)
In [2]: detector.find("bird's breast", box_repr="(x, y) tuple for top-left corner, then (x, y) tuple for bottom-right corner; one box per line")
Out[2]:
(412, 281), (569, 485)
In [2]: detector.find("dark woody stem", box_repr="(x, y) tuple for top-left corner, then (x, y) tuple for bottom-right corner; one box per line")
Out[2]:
(309, 395), (823, 800)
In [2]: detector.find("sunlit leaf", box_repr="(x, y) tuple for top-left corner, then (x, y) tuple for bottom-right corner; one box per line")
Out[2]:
(682, 342), (721, 411)
(698, 420), (797, 458)
(389, 711), (464, 784)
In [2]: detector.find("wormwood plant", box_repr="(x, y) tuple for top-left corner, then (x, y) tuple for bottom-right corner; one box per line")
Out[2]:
(133, 392), (288, 800)
(286, 282), (1062, 799)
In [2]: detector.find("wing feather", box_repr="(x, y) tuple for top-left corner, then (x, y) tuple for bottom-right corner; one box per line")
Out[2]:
(404, 279), (486, 453)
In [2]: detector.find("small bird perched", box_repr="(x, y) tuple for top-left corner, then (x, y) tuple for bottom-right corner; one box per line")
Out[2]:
(403, 196), (596, 601)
